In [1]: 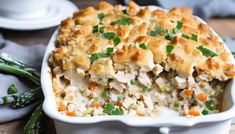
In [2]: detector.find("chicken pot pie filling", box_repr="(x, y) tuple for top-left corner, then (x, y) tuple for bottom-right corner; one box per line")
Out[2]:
(49, 1), (235, 117)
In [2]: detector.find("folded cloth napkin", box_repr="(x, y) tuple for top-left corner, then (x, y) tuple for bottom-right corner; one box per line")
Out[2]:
(122, 0), (235, 21)
(0, 34), (46, 123)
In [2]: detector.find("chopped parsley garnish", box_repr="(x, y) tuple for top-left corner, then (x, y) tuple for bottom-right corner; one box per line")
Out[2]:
(90, 47), (114, 61)
(102, 32), (115, 40)
(92, 25), (99, 33)
(111, 17), (132, 25)
(103, 103), (124, 115)
(202, 109), (208, 115)
(7, 84), (18, 94)
(191, 34), (198, 41)
(106, 47), (114, 53)
(166, 45), (174, 54)
(117, 95), (124, 101)
(174, 102), (179, 108)
(93, 25), (105, 33)
(99, 26), (105, 33)
(181, 34), (190, 39)
(172, 28), (179, 34)
(142, 87), (149, 92)
(98, 13), (105, 21)
(207, 100), (216, 110)
(130, 79), (136, 85)
(176, 21), (183, 29)
(197, 45), (218, 57)
(165, 33), (174, 41)
(149, 26), (167, 37)
(139, 43), (147, 49)
(122, 9), (128, 15)
(150, 31), (160, 37)
(113, 37), (121, 46)
(111, 107), (124, 115)
(102, 90), (109, 99)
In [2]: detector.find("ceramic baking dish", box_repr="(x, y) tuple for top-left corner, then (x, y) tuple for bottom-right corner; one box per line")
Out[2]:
(41, 5), (235, 134)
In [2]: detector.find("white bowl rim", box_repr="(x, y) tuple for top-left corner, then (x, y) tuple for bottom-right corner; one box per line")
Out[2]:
(41, 5), (235, 127)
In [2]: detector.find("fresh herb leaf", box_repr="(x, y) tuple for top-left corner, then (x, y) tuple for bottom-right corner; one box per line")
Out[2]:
(172, 28), (179, 34)
(103, 103), (115, 114)
(117, 95), (124, 101)
(139, 43), (147, 49)
(166, 45), (174, 54)
(90, 47), (114, 61)
(130, 79), (136, 85)
(106, 47), (114, 54)
(93, 25), (105, 33)
(98, 13), (105, 21)
(7, 84), (18, 94)
(111, 107), (124, 115)
(149, 26), (167, 37)
(176, 21), (183, 29)
(165, 33), (174, 41)
(103, 103), (124, 115)
(202, 109), (208, 115)
(122, 9), (128, 15)
(155, 26), (167, 34)
(103, 32), (115, 40)
(197, 45), (218, 57)
(111, 17), (132, 25)
(92, 25), (99, 33)
(113, 37), (121, 46)
(207, 100), (216, 110)
(149, 31), (159, 37)
(191, 34), (198, 41)
(174, 102), (179, 108)
(181, 34), (190, 39)
(102, 90), (109, 99)
(99, 26), (105, 33)
(142, 87), (149, 92)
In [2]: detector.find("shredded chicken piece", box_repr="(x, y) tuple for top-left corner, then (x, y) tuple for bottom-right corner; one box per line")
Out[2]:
(172, 76), (187, 89)
(138, 72), (152, 88)
(109, 80), (126, 92)
(114, 71), (136, 83)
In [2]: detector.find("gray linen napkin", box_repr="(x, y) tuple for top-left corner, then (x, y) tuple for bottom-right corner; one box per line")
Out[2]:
(0, 34), (46, 123)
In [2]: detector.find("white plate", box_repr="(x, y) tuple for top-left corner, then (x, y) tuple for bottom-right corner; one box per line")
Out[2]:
(0, 0), (78, 30)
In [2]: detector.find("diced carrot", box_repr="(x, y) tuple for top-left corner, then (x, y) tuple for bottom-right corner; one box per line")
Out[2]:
(183, 88), (193, 96)
(136, 112), (144, 116)
(66, 111), (75, 116)
(58, 102), (66, 111)
(188, 108), (200, 116)
(91, 102), (101, 108)
(197, 93), (207, 102)
(89, 82), (98, 92)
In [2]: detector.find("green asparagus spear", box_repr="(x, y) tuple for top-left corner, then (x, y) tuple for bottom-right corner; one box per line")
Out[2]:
(23, 104), (46, 134)
(0, 53), (33, 68)
(0, 87), (43, 108)
(0, 63), (40, 85)
(13, 87), (43, 109)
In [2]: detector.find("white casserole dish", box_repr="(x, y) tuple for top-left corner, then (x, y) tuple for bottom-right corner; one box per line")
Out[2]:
(41, 5), (235, 134)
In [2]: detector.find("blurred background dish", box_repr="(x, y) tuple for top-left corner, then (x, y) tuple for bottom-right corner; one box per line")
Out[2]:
(0, 0), (77, 30)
